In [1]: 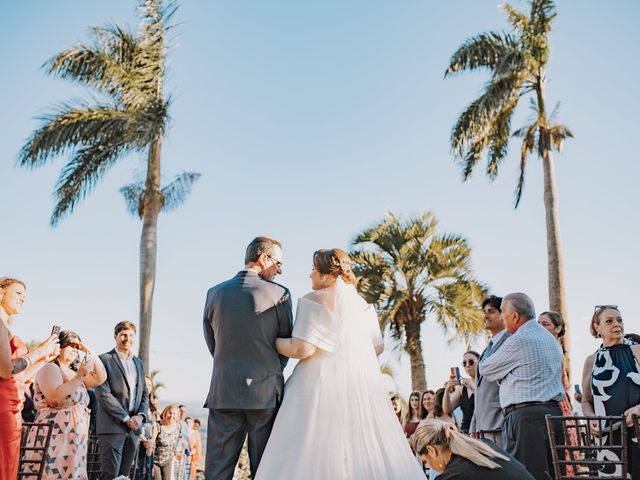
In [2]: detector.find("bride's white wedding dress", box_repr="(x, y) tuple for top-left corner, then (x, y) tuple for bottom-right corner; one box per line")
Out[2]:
(255, 278), (425, 479)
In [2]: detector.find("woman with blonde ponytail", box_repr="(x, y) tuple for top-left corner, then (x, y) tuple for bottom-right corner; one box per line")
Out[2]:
(412, 420), (534, 479)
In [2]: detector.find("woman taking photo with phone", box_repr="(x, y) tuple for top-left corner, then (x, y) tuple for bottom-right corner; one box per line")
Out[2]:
(0, 277), (60, 480)
(28, 330), (106, 479)
(443, 351), (479, 434)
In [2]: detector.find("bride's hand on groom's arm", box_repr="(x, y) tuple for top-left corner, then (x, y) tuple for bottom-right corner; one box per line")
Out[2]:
(275, 337), (316, 359)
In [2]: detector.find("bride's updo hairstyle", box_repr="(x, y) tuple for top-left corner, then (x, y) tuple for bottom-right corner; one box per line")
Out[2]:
(313, 249), (356, 285)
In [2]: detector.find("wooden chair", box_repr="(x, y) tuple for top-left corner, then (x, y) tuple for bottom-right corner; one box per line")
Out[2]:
(545, 415), (628, 479)
(18, 422), (54, 480)
(87, 435), (101, 480)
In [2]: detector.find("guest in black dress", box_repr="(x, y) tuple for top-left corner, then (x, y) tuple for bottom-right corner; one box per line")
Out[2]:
(443, 351), (478, 433)
(413, 420), (535, 480)
(581, 306), (640, 478)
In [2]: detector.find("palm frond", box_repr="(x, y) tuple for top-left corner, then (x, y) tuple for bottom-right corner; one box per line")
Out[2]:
(486, 98), (518, 179)
(529, 0), (556, 37)
(134, 0), (178, 100)
(445, 32), (517, 76)
(160, 171), (201, 213)
(451, 73), (523, 179)
(548, 124), (573, 153)
(502, 3), (529, 32)
(51, 139), (131, 225)
(514, 121), (538, 208)
(18, 104), (132, 168)
(44, 28), (139, 102)
(120, 180), (145, 217)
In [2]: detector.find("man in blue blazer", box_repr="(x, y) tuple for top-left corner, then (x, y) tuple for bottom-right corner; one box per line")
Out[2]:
(96, 321), (149, 480)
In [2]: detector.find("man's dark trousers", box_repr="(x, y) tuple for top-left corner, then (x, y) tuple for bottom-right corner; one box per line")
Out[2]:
(205, 408), (278, 480)
(503, 403), (563, 480)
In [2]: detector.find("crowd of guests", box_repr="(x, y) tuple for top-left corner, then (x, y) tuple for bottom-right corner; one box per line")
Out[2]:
(2, 276), (640, 480)
(396, 293), (640, 480)
(0, 277), (203, 480)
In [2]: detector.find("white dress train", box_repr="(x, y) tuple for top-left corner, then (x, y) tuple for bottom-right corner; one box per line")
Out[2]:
(255, 279), (425, 480)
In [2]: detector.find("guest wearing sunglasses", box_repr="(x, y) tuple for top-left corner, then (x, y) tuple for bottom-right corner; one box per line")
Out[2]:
(443, 351), (479, 434)
(581, 305), (640, 479)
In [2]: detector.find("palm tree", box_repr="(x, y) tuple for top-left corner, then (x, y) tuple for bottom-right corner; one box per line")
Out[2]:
(351, 212), (487, 392)
(148, 368), (166, 393)
(445, 0), (572, 372)
(17, 0), (199, 368)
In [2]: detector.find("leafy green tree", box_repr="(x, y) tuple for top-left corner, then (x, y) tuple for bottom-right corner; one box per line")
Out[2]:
(351, 212), (487, 392)
(445, 0), (572, 370)
(18, 0), (199, 368)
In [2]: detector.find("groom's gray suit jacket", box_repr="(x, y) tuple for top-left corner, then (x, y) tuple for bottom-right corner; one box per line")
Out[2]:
(203, 269), (293, 410)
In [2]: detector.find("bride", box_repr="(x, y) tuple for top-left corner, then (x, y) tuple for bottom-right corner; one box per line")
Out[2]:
(255, 249), (425, 479)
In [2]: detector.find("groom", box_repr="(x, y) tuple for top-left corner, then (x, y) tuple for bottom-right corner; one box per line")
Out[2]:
(203, 236), (293, 480)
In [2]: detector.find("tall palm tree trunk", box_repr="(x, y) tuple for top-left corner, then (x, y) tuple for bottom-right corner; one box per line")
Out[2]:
(537, 77), (570, 380)
(405, 320), (427, 391)
(139, 135), (163, 369)
(541, 143), (570, 378)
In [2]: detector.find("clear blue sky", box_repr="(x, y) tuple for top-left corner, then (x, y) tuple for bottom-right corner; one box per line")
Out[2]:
(1, 1), (639, 402)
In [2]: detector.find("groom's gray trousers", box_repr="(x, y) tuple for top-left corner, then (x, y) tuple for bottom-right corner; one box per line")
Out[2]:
(205, 407), (278, 480)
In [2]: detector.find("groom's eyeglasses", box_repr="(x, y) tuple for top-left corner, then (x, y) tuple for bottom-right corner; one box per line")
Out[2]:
(267, 255), (283, 269)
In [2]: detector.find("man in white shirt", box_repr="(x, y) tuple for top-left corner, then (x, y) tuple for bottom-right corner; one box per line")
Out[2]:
(96, 321), (149, 480)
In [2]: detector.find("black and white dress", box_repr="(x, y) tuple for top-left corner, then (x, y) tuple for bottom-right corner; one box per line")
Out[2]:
(591, 340), (640, 478)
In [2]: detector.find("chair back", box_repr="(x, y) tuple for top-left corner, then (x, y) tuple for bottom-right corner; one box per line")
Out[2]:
(87, 435), (100, 480)
(545, 415), (629, 479)
(18, 422), (54, 480)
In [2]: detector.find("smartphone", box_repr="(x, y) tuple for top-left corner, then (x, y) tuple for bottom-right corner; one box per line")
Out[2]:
(574, 384), (581, 394)
(450, 367), (456, 378)
(51, 325), (61, 336)
(454, 367), (461, 381)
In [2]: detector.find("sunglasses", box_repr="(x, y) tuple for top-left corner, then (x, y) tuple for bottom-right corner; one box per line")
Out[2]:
(594, 305), (618, 313)
(462, 359), (475, 367)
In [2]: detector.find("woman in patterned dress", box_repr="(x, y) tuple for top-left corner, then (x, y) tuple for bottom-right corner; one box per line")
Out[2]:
(153, 405), (181, 480)
(0, 277), (60, 480)
(31, 330), (107, 479)
(581, 306), (640, 478)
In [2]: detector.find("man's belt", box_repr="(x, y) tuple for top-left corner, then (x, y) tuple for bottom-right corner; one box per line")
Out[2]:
(503, 400), (559, 416)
